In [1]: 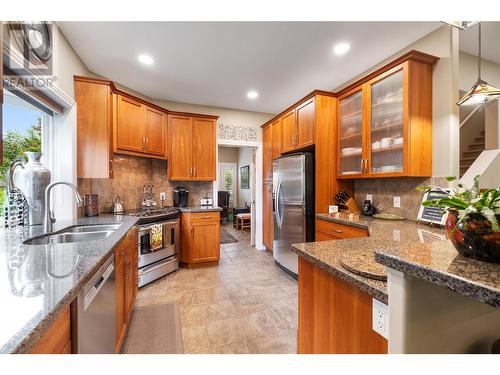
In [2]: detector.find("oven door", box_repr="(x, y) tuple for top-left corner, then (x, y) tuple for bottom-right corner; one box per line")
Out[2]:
(138, 219), (179, 268)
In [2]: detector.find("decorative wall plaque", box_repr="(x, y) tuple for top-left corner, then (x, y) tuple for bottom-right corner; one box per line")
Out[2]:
(217, 123), (257, 142)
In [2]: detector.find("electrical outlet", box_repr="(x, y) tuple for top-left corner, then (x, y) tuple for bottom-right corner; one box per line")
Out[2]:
(393, 196), (401, 208)
(393, 229), (401, 242)
(366, 194), (373, 202)
(372, 298), (389, 339)
(160, 192), (166, 200)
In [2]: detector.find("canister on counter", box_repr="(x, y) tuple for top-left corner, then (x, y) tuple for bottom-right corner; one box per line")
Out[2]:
(84, 194), (99, 216)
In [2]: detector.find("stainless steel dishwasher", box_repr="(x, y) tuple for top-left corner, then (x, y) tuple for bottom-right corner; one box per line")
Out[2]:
(76, 254), (116, 353)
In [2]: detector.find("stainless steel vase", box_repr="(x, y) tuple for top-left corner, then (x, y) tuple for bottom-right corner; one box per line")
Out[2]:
(14, 152), (51, 226)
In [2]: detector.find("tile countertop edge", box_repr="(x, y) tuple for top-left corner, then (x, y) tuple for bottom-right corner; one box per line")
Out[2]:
(291, 244), (388, 304)
(3, 216), (139, 354)
(375, 251), (500, 309)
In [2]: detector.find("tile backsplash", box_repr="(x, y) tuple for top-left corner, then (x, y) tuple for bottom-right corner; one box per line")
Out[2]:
(77, 154), (213, 214)
(353, 177), (449, 221)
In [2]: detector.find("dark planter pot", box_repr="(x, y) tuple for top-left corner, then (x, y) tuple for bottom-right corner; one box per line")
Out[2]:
(446, 210), (500, 263)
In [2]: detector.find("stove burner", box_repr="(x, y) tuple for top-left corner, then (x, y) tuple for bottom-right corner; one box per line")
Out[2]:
(118, 206), (180, 224)
(129, 207), (179, 217)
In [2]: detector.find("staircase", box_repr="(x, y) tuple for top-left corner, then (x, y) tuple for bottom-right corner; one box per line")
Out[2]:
(460, 130), (485, 177)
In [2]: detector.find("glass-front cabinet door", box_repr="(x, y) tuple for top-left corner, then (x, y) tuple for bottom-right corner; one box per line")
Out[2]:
(367, 67), (405, 176)
(338, 89), (364, 177)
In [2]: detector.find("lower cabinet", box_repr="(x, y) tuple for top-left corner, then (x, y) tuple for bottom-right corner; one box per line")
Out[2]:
(315, 218), (368, 241)
(115, 227), (138, 353)
(30, 306), (72, 354)
(297, 257), (387, 354)
(180, 211), (220, 267)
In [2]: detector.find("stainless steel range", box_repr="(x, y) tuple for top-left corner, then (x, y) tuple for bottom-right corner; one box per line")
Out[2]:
(120, 207), (180, 287)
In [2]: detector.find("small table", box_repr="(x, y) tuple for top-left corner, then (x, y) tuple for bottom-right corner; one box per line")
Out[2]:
(234, 213), (251, 230)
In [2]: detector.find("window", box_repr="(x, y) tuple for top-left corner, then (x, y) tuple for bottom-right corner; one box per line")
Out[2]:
(218, 163), (237, 207)
(1, 89), (52, 224)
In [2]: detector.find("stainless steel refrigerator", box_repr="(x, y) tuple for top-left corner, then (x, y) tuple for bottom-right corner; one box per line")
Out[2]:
(272, 153), (314, 278)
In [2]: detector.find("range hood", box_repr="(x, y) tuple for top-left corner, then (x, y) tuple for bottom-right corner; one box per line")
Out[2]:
(460, 149), (500, 189)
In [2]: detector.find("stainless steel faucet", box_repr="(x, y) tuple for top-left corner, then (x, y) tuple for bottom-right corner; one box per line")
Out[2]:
(43, 181), (84, 233)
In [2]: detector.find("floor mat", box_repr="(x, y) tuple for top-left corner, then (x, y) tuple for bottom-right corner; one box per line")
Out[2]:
(220, 227), (238, 244)
(121, 302), (183, 354)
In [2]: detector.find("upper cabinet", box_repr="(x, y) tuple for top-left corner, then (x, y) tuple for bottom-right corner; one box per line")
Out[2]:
(271, 120), (281, 159)
(75, 76), (216, 179)
(115, 94), (167, 159)
(168, 114), (218, 181)
(75, 77), (114, 179)
(337, 53), (437, 178)
(116, 95), (145, 154)
(280, 98), (315, 154)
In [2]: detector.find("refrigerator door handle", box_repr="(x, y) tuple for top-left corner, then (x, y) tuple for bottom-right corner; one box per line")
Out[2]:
(275, 179), (283, 229)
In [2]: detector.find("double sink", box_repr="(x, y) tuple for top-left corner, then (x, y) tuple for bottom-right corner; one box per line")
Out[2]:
(24, 224), (123, 245)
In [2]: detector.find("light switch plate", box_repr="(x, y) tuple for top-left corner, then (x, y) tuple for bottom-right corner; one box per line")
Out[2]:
(366, 194), (373, 202)
(372, 298), (389, 339)
(393, 196), (401, 208)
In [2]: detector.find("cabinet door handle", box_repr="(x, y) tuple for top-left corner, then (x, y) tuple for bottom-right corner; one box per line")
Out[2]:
(332, 228), (343, 234)
(199, 216), (212, 219)
(190, 225), (194, 235)
(193, 168), (196, 177)
(120, 249), (126, 257)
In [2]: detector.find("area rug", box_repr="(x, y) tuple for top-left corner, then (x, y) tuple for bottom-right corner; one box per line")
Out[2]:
(121, 302), (183, 354)
(220, 227), (238, 244)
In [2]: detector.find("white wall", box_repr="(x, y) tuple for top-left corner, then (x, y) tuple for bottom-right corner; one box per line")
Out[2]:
(334, 25), (461, 178)
(459, 51), (500, 91)
(237, 147), (253, 207)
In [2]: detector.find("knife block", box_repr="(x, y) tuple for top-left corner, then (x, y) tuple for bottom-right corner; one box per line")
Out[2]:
(345, 198), (361, 214)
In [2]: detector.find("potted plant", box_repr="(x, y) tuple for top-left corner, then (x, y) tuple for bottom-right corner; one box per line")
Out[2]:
(417, 175), (500, 263)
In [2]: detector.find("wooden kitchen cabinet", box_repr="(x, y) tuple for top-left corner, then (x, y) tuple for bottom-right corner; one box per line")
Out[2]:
(315, 218), (368, 240)
(295, 98), (315, 149)
(337, 51), (437, 179)
(192, 117), (216, 180)
(180, 212), (220, 267)
(168, 114), (218, 181)
(115, 227), (138, 353)
(271, 120), (281, 159)
(75, 76), (114, 178)
(281, 98), (315, 154)
(144, 105), (167, 157)
(116, 94), (145, 153)
(280, 109), (296, 154)
(115, 94), (168, 159)
(298, 257), (387, 354)
(30, 306), (71, 354)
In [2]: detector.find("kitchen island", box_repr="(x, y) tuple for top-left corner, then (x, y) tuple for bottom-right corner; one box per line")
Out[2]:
(376, 239), (500, 353)
(291, 213), (447, 354)
(0, 214), (138, 354)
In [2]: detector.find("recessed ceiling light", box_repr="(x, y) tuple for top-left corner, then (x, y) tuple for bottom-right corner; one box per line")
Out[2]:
(247, 90), (259, 99)
(138, 54), (154, 65)
(333, 42), (351, 56)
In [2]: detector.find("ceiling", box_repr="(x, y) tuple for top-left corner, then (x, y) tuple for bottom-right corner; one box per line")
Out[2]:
(59, 22), (441, 114)
(459, 22), (500, 65)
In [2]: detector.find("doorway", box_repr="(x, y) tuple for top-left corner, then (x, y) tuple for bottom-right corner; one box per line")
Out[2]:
(216, 144), (258, 246)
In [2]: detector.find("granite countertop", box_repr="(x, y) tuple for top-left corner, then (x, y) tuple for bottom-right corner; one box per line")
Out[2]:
(180, 206), (223, 213)
(291, 214), (448, 304)
(0, 214), (138, 353)
(375, 242), (500, 309)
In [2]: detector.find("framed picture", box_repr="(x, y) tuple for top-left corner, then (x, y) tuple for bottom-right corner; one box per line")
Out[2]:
(240, 165), (250, 189)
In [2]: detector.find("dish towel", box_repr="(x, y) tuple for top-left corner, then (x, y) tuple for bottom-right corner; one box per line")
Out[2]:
(150, 224), (163, 251)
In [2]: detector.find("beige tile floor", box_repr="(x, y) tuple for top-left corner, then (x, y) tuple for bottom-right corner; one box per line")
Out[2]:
(134, 224), (298, 354)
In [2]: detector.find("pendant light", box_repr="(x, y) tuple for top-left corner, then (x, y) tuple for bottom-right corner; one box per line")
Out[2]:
(457, 22), (500, 106)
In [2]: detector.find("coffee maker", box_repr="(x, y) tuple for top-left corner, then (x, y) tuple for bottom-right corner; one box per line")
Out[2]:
(173, 186), (189, 207)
